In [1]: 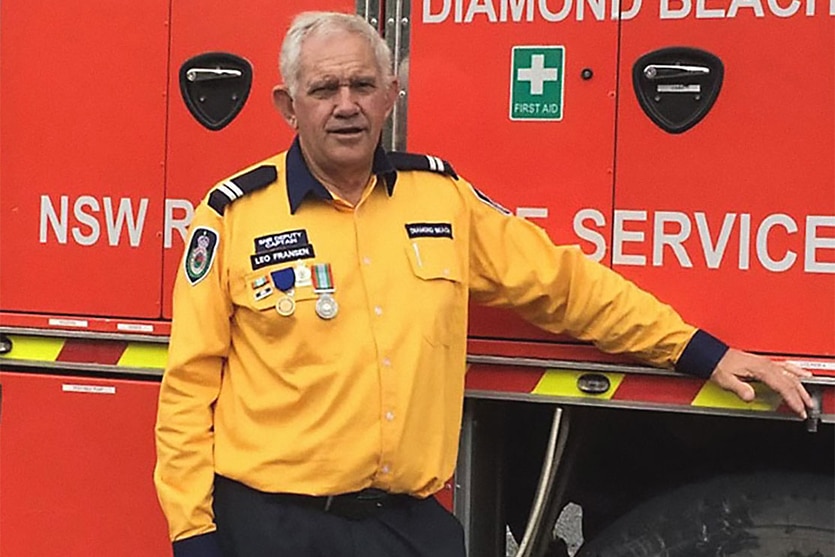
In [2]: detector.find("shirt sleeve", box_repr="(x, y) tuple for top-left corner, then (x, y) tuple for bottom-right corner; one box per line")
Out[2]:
(154, 200), (232, 543)
(462, 179), (727, 372)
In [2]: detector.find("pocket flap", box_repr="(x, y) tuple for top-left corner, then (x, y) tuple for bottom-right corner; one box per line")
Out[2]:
(405, 239), (463, 282)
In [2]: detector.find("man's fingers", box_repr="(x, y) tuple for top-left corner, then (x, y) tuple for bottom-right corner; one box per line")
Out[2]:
(777, 366), (814, 414)
(711, 350), (815, 420)
(759, 365), (812, 419)
(779, 361), (813, 378)
(782, 371), (815, 414)
(714, 372), (756, 402)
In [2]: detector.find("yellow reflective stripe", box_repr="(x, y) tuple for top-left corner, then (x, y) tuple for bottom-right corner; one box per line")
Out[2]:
(532, 369), (625, 399)
(118, 343), (168, 369)
(691, 381), (782, 411)
(0, 335), (65, 361)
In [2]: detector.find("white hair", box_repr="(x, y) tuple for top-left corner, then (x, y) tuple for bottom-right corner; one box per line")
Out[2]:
(279, 11), (393, 97)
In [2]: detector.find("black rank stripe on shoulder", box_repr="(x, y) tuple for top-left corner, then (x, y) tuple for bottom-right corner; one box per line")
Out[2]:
(387, 152), (458, 179)
(208, 165), (278, 215)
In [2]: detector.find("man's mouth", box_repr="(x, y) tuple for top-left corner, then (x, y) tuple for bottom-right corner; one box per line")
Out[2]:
(328, 126), (365, 136)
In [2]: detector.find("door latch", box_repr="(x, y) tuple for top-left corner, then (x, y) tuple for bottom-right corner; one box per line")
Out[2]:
(185, 68), (243, 82)
(633, 47), (724, 134)
(179, 52), (253, 131)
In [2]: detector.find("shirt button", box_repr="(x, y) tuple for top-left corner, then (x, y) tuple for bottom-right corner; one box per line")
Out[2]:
(382, 358), (391, 367)
(381, 464), (391, 474)
(385, 411), (395, 421)
(363, 257), (372, 265)
(374, 306), (383, 316)
(443, 268), (450, 277)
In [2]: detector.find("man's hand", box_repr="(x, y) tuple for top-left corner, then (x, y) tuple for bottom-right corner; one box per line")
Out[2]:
(710, 348), (814, 419)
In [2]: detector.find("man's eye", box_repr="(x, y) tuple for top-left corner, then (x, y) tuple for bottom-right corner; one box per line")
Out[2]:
(310, 84), (338, 97)
(353, 81), (376, 93)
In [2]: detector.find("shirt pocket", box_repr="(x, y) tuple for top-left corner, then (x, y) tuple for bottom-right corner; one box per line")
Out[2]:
(404, 238), (465, 347)
(231, 266), (339, 364)
(232, 267), (319, 336)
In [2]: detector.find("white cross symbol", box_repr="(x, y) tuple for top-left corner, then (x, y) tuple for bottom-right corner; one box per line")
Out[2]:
(517, 54), (558, 95)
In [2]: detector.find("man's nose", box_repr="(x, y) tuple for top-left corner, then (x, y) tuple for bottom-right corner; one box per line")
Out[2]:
(333, 86), (360, 115)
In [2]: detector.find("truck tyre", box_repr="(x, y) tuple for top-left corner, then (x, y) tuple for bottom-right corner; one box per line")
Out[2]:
(578, 473), (834, 557)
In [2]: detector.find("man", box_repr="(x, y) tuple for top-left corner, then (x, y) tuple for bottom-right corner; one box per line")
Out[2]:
(154, 11), (813, 557)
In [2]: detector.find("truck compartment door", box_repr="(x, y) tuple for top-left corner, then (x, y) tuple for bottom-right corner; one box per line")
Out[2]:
(0, 0), (170, 319)
(615, 5), (835, 356)
(0, 372), (169, 557)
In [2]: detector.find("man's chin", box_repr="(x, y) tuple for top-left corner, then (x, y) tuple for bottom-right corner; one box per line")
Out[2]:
(324, 142), (375, 166)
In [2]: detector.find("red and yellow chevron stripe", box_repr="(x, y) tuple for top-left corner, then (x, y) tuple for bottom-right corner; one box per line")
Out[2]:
(465, 364), (835, 420)
(0, 335), (167, 373)
(3, 334), (833, 421)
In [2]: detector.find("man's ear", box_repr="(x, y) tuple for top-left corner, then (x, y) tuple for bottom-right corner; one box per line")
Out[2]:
(272, 85), (297, 129)
(384, 78), (400, 119)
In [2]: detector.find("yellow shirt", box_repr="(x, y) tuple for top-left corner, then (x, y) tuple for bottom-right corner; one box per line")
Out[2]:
(154, 138), (724, 542)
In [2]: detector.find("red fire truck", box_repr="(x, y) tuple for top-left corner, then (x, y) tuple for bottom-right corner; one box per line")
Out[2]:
(1, 1), (833, 556)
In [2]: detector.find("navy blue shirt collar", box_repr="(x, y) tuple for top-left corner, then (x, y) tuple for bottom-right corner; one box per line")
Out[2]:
(286, 136), (397, 214)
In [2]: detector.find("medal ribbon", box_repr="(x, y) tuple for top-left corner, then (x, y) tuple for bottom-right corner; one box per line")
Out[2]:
(312, 263), (334, 292)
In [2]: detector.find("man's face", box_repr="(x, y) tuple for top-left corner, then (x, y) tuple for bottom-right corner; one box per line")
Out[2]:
(276, 30), (397, 181)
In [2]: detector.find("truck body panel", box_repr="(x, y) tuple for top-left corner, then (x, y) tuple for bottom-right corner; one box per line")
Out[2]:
(1, 1), (833, 555)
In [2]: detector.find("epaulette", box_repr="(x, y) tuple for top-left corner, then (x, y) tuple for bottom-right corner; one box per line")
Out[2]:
(208, 165), (277, 215)
(387, 152), (458, 179)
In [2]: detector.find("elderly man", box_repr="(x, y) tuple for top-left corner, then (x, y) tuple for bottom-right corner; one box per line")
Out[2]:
(154, 10), (813, 557)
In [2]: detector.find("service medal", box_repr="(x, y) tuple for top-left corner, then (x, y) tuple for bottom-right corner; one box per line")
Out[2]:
(315, 293), (338, 320)
(295, 263), (313, 287)
(311, 263), (335, 293)
(271, 267), (296, 292)
(275, 295), (296, 317)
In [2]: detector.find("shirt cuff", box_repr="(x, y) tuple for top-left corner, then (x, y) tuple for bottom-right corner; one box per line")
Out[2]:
(173, 531), (222, 557)
(674, 329), (729, 379)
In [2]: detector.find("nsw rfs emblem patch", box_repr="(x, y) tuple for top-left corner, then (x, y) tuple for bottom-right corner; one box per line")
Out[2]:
(185, 226), (219, 285)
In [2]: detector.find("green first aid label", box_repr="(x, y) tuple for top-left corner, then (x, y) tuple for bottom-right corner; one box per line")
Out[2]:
(510, 46), (565, 121)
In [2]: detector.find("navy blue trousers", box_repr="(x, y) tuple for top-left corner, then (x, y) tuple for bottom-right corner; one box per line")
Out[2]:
(213, 476), (466, 557)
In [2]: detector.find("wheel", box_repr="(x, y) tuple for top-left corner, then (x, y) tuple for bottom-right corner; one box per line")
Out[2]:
(578, 473), (834, 557)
